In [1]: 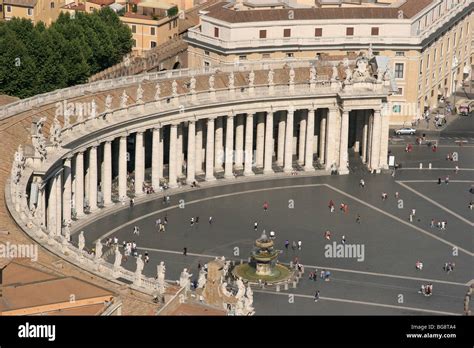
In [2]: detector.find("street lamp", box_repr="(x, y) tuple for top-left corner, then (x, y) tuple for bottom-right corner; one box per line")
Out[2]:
(453, 79), (458, 115)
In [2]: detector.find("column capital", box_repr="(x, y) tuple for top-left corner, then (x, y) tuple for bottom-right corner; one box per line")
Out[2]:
(153, 124), (162, 131)
(342, 109), (350, 116)
(104, 139), (113, 145)
(373, 109), (382, 116)
(207, 116), (216, 122)
(266, 108), (273, 115)
(287, 105), (295, 114)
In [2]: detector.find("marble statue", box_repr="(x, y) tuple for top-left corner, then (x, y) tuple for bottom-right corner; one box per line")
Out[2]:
(95, 239), (102, 259)
(63, 104), (71, 128)
(113, 245), (122, 269)
(383, 66), (392, 82)
(64, 225), (71, 242)
(120, 90), (128, 108)
(179, 268), (193, 290)
(135, 254), (144, 276)
(246, 284), (253, 303)
(222, 260), (231, 279)
(78, 230), (85, 253)
(235, 278), (246, 299)
(368, 43), (374, 59)
(377, 67), (384, 83)
(267, 68), (274, 85)
(310, 65), (317, 83)
(220, 282), (232, 297)
(331, 66), (339, 81)
(11, 145), (25, 184)
(209, 75), (215, 90)
(32, 133), (47, 160)
(190, 76), (196, 93)
(289, 67), (295, 85)
(248, 70), (255, 87)
(136, 83), (144, 103)
(35, 116), (46, 136)
(344, 65), (352, 83)
(49, 115), (62, 147)
(105, 94), (113, 111)
(352, 56), (371, 81)
(172, 80), (178, 96)
(197, 267), (207, 288)
(154, 83), (161, 101)
(228, 71), (235, 89)
(157, 261), (166, 291)
(89, 99), (97, 119)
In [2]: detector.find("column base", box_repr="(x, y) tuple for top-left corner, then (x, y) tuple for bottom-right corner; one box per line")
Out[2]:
(263, 169), (274, 175)
(283, 167), (293, 173)
(338, 167), (350, 175)
(297, 160), (304, 165)
(168, 182), (179, 188)
(186, 178), (196, 185)
(205, 176), (216, 182)
(224, 173), (235, 179)
(304, 166), (315, 172)
(234, 165), (244, 170)
(244, 171), (255, 176)
(103, 201), (113, 208)
(276, 161), (283, 167)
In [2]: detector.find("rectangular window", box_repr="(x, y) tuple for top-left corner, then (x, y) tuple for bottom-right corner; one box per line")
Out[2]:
(168, 22), (171, 30)
(214, 27), (219, 37)
(6, 5), (11, 12)
(150, 41), (157, 48)
(315, 28), (322, 37)
(239, 55), (247, 61)
(204, 50), (210, 56)
(0, 4), (2, 11)
(27, 7), (33, 15)
(259, 30), (266, 39)
(395, 63), (404, 79)
(395, 51), (405, 57)
(283, 28), (291, 37)
(131, 25), (136, 34)
(204, 61), (210, 67)
(346, 27), (354, 36)
(262, 53), (270, 59)
(286, 53), (294, 58)
(50, 2), (54, 8)
(150, 27), (155, 35)
(371, 27), (379, 36)
(392, 105), (401, 113)
(132, 39), (136, 47)
(394, 88), (403, 96)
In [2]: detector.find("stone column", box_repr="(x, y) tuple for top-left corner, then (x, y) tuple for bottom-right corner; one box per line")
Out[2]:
(103, 141), (112, 206)
(118, 136), (127, 200)
(74, 152), (84, 217)
(38, 185), (46, 227)
(338, 110), (350, 175)
(195, 120), (203, 174)
(89, 146), (98, 211)
(353, 111), (362, 153)
(298, 114), (307, 165)
(224, 114), (235, 179)
(186, 120), (196, 184)
(277, 112), (285, 166)
(256, 113), (265, 168)
(235, 115), (244, 169)
(62, 157), (72, 222)
(205, 118), (216, 181)
(366, 113), (373, 166)
(47, 178), (56, 235)
(264, 109), (274, 174)
(283, 108), (294, 172)
(325, 107), (339, 171)
(319, 113), (326, 165)
(214, 117), (224, 171)
(176, 124), (183, 178)
(361, 112), (368, 163)
(379, 113), (390, 169)
(152, 126), (162, 190)
(305, 109), (315, 171)
(169, 124), (178, 187)
(55, 173), (62, 236)
(369, 110), (381, 172)
(244, 113), (254, 176)
(135, 131), (145, 196)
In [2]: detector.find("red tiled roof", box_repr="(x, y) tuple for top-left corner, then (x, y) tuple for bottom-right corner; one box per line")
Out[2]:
(86, 0), (114, 6)
(202, 0), (434, 23)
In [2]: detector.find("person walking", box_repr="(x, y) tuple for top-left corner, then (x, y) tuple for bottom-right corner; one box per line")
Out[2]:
(328, 200), (335, 213)
(445, 176), (450, 185)
(430, 219), (435, 228)
(263, 201), (269, 211)
(291, 241), (297, 251)
(359, 179), (365, 188)
(190, 217), (195, 226)
(195, 216), (199, 224)
(183, 247), (187, 256)
(284, 240), (289, 250)
(314, 290), (320, 302)
(133, 226), (140, 236)
(254, 221), (258, 231)
(341, 235), (346, 245)
(297, 240), (302, 250)
(438, 177), (442, 185)
(356, 214), (361, 224)
(209, 216), (213, 224)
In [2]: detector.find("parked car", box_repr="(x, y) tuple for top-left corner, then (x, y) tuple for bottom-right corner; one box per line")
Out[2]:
(394, 127), (416, 135)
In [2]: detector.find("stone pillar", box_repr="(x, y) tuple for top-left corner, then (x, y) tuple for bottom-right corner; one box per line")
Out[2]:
(118, 136), (127, 200)
(256, 113), (265, 168)
(325, 107), (339, 171)
(38, 186), (46, 227)
(319, 113), (326, 165)
(304, 109), (315, 171)
(186, 120), (196, 184)
(214, 116), (224, 171)
(244, 113), (254, 176)
(75, 152), (84, 217)
(103, 141), (112, 206)
(195, 120), (203, 174)
(205, 118), (216, 181)
(62, 157), (72, 222)
(369, 110), (381, 172)
(135, 131), (145, 196)
(277, 112), (285, 166)
(152, 127), (162, 190)
(298, 114), (307, 165)
(361, 112), (368, 163)
(89, 146), (98, 211)
(338, 110), (350, 175)
(176, 124), (183, 178)
(366, 113), (373, 166)
(379, 114), (390, 169)
(224, 114), (235, 179)
(48, 178), (56, 235)
(353, 111), (362, 153)
(283, 108), (294, 172)
(169, 124), (178, 187)
(235, 115), (244, 169)
(55, 173), (62, 236)
(264, 109), (274, 174)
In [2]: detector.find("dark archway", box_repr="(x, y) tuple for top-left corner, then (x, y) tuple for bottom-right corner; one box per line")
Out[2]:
(172, 61), (181, 70)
